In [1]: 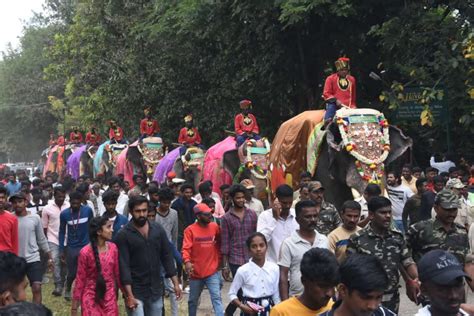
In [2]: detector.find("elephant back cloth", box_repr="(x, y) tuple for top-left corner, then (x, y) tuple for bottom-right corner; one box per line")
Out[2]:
(153, 147), (181, 184)
(335, 108), (390, 185)
(269, 110), (325, 189)
(43, 145), (58, 177)
(236, 138), (271, 183)
(115, 146), (134, 187)
(66, 145), (87, 180)
(202, 136), (235, 195)
(93, 141), (110, 176)
(105, 142), (128, 167)
(137, 136), (164, 175)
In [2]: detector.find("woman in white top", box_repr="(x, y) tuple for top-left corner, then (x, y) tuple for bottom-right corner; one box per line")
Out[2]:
(228, 232), (280, 316)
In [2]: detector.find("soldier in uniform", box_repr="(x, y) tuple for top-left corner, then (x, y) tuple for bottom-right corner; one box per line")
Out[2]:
(406, 189), (474, 288)
(139, 107), (160, 140)
(308, 181), (341, 236)
(178, 114), (203, 155)
(108, 120), (126, 144)
(69, 127), (83, 144)
(234, 99), (260, 147)
(346, 196), (419, 313)
(85, 127), (101, 146)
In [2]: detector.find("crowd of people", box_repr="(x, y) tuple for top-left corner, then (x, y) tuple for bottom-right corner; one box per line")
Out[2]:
(0, 153), (473, 316)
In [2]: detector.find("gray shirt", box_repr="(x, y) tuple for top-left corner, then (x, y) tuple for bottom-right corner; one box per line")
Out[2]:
(155, 208), (178, 247)
(17, 214), (50, 263)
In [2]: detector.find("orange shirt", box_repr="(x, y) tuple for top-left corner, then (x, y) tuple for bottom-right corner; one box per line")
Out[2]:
(182, 222), (221, 279)
(323, 73), (357, 108)
(0, 211), (19, 255)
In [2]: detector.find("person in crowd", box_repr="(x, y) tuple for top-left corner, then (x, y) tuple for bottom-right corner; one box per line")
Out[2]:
(278, 200), (328, 300)
(11, 193), (52, 304)
(234, 99), (261, 147)
(346, 196), (419, 313)
(356, 183), (382, 228)
(308, 181), (341, 235)
(0, 187), (18, 255)
(115, 196), (181, 316)
(194, 181), (225, 219)
(425, 167), (439, 192)
(85, 127), (101, 146)
(442, 178), (471, 229)
(412, 166), (423, 179)
(155, 187), (178, 246)
(5, 173), (21, 197)
(229, 232), (280, 316)
(139, 107), (160, 139)
(449, 166), (460, 179)
(402, 164), (418, 194)
(406, 189), (474, 288)
(178, 114), (203, 155)
(42, 182), (54, 204)
(0, 251), (28, 307)
(69, 127), (83, 144)
(257, 184), (298, 263)
(171, 183), (197, 251)
(430, 152), (456, 174)
(415, 249), (471, 316)
(319, 254), (396, 316)
(101, 190), (128, 240)
(419, 175), (446, 220)
(98, 177), (129, 215)
(108, 120), (125, 144)
(221, 184), (258, 315)
(322, 57), (357, 129)
(241, 179), (265, 216)
(41, 186), (69, 296)
(128, 175), (147, 197)
(292, 171), (312, 204)
(271, 248), (338, 315)
(71, 216), (122, 316)
(386, 170), (414, 233)
(89, 182), (102, 216)
(327, 200), (361, 263)
(220, 184), (231, 212)
(182, 203), (223, 316)
(27, 188), (46, 216)
(148, 185), (159, 206)
(76, 183), (96, 212)
(402, 177), (427, 230)
(59, 191), (94, 301)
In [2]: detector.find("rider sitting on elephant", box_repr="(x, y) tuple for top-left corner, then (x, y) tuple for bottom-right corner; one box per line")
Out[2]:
(108, 120), (126, 144)
(234, 99), (261, 147)
(49, 133), (56, 147)
(322, 57), (357, 129)
(57, 133), (66, 146)
(85, 127), (101, 146)
(69, 127), (83, 144)
(178, 114), (203, 155)
(139, 107), (160, 140)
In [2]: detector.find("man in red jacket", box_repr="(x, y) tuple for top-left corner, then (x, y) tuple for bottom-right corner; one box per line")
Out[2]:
(322, 57), (357, 128)
(108, 120), (126, 144)
(182, 203), (223, 316)
(178, 114), (203, 155)
(234, 99), (261, 147)
(85, 127), (101, 146)
(139, 107), (160, 140)
(68, 127), (83, 144)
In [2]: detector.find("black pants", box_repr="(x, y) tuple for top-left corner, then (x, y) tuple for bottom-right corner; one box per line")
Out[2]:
(225, 263), (242, 316)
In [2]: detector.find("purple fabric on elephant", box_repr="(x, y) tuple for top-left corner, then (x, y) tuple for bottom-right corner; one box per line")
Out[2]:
(153, 147), (181, 184)
(66, 145), (87, 180)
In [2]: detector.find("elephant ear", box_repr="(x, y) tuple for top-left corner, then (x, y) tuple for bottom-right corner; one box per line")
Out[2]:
(223, 149), (240, 177)
(325, 123), (343, 178)
(385, 125), (413, 165)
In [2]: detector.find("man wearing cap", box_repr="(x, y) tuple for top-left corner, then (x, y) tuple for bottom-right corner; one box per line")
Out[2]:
(139, 107), (160, 140)
(68, 127), (83, 144)
(108, 120), (126, 144)
(182, 203), (224, 316)
(406, 189), (474, 290)
(447, 178), (471, 229)
(11, 193), (53, 304)
(178, 115), (202, 153)
(241, 179), (265, 216)
(234, 99), (261, 147)
(322, 57), (357, 128)
(415, 249), (471, 315)
(308, 181), (341, 236)
(85, 127), (101, 146)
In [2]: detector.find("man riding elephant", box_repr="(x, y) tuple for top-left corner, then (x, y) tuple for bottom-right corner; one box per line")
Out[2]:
(108, 120), (126, 144)
(139, 107), (160, 140)
(85, 127), (101, 146)
(49, 133), (56, 147)
(69, 126), (83, 144)
(322, 57), (357, 129)
(178, 114), (203, 155)
(234, 99), (261, 147)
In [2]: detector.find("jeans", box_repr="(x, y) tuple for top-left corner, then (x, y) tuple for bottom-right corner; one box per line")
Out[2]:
(65, 246), (81, 290)
(188, 271), (224, 316)
(324, 102), (338, 121)
(49, 242), (65, 288)
(127, 297), (164, 316)
(393, 220), (405, 234)
(164, 278), (178, 316)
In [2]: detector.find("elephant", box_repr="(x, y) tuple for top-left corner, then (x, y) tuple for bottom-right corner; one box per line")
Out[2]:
(93, 141), (127, 179)
(79, 145), (98, 178)
(223, 138), (271, 207)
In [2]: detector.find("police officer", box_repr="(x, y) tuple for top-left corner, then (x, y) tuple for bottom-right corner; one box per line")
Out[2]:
(308, 181), (341, 236)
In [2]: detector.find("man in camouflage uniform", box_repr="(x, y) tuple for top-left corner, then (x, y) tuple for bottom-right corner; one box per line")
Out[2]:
(347, 196), (419, 313)
(308, 181), (341, 235)
(406, 189), (474, 286)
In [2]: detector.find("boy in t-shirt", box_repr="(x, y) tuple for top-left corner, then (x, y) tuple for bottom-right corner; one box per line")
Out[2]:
(327, 200), (362, 263)
(0, 187), (18, 255)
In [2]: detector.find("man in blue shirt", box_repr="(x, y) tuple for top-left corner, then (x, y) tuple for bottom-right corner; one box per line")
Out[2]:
(101, 189), (128, 240)
(5, 173), (21, 197)
(58, 190), (93, 301)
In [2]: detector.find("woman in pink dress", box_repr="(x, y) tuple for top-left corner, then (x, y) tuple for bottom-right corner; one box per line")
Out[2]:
(71, 216), (122, 316)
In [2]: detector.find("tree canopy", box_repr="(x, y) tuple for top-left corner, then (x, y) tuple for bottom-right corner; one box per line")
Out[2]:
(0, 0), (472, 163)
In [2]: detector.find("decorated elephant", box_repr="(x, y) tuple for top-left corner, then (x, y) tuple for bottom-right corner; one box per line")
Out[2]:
(93, 141), (128, 178)
(269, 109), (412, 210)
(65, 145), (98, 179)
(153, 146), (205, 190)
(43, 144), (80, 178)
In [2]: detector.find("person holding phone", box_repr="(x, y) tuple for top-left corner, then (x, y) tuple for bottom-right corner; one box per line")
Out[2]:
(229, 232), (280, 316)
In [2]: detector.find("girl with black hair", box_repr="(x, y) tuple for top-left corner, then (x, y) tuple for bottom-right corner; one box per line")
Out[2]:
(71, 216), (122, 315)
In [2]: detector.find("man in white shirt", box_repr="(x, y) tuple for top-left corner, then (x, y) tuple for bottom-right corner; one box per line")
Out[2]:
(257, 185), (298, 263)
(241, 179), (265, 216)
(430, 153), (456, 174)
(97, 176), (129, 216)
(401, 164), (417, 194)
(386, 171), (414, 233)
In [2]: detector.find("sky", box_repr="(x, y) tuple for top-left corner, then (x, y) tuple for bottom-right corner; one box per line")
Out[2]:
(0, 0), (45, 52)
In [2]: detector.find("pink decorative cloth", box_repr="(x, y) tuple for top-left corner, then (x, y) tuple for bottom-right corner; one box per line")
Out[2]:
(202, 136), (235, 195)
